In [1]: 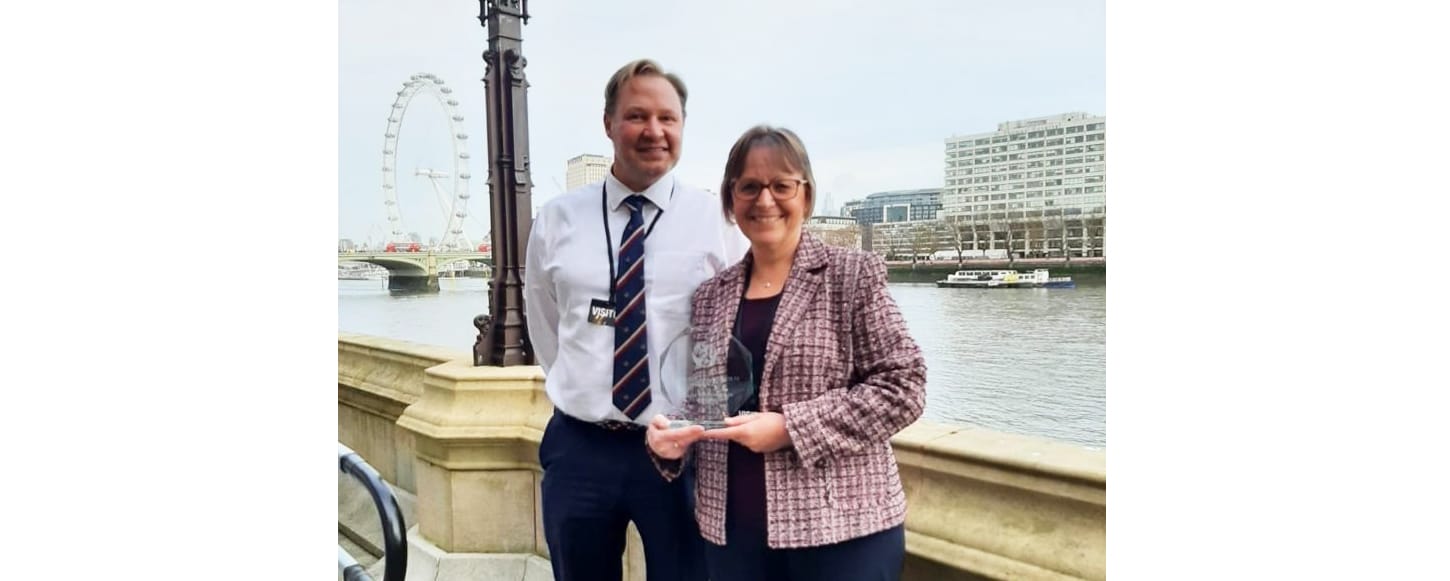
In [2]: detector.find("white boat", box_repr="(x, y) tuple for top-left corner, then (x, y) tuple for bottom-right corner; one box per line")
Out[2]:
(936, 269), (1075, 289)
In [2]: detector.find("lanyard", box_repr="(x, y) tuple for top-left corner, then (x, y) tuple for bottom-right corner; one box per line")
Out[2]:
(601, 180), (670, 297)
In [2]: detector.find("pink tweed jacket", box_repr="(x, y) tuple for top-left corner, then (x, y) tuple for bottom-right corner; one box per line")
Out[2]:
(660, 232), (927, 549)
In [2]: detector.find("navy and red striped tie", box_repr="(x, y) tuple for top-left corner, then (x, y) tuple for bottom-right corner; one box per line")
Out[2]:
(612, 195), (652, 419)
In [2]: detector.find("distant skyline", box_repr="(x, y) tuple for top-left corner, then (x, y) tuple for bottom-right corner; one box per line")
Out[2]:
(339, 0), (1105, 244)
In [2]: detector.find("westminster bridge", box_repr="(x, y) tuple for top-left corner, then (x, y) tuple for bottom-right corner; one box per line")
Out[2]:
(339, 251), (491, 294)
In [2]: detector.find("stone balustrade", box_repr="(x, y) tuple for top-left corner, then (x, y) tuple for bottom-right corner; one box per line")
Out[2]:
(339, 334), (1105, 581)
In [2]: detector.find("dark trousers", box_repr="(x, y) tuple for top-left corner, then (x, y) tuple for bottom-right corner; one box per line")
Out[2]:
(704, 523), (905, 581)
(540, 411), (705, 581)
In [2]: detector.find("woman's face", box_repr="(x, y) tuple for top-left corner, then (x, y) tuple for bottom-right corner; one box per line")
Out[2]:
(731, 145), (809, 253)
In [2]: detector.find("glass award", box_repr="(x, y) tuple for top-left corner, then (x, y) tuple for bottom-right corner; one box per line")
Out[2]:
(657, 326), (755, 429)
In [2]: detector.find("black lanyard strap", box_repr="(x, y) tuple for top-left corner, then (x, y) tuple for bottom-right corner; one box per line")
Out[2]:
(601, 181), (671, 297)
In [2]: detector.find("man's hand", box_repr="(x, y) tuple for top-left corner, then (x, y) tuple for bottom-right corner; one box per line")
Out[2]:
(646, 415), (706, 460)
(701, 412), (792, 453)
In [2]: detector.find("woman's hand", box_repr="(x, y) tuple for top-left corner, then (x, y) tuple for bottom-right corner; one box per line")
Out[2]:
(646, 415), (706, 460)
(701, 412), (793, 453)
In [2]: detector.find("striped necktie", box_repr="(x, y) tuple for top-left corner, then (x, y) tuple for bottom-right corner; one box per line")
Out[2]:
(612, 195), (652, 419)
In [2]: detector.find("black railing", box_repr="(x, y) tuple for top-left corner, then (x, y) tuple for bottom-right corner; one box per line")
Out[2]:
(338, 443), (407, 581)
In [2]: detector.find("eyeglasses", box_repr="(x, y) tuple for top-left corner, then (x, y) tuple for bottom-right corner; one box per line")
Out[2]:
(732, 178), (807, 201)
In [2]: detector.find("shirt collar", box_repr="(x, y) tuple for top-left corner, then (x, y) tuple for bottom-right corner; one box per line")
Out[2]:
(605, 171), (675, 213)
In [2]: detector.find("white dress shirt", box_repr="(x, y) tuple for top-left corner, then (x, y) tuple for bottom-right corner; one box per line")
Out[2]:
(525, 172), (749, 424)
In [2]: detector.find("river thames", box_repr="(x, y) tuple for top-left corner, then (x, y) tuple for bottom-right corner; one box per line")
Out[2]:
(339, 274), (1105, 448)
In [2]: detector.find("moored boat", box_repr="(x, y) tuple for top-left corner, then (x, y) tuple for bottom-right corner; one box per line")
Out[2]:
(936, 268), (1075, 289)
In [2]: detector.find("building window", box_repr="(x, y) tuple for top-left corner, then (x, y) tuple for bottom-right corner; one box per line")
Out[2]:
(1066, 125), (1083, 134)
(990, 194), (1006, 201)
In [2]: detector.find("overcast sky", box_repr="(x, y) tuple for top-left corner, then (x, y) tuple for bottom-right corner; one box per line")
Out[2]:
(339, 0), (1104, 245)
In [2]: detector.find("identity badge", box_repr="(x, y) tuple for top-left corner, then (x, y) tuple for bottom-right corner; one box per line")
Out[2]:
(587, 298), (617, 326)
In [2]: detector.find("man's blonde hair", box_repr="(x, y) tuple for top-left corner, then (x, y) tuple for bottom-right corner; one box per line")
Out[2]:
(604, 59), (688, 118)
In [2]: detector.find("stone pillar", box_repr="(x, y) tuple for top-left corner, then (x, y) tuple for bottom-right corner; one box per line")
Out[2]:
(389, 274), (440, 294)
(395, 359), (554, 579)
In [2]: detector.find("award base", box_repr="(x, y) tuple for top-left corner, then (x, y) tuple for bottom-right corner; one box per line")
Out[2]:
(668, 419), (726, 430)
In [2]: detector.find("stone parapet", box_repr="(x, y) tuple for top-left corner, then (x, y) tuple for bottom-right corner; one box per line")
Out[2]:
(338, 334), (466, 492)
(338, 334), (1106, 581)
(895, 424), (1105, 580)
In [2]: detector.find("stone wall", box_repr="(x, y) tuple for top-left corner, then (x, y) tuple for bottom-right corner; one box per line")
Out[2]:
(338, 334), (1105, 581)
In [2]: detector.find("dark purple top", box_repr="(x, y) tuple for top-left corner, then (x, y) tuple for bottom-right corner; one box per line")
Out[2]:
(727, 292), (781, 535)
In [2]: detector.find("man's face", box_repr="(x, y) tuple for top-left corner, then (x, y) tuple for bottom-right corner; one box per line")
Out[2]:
(604, 75), (684, 190)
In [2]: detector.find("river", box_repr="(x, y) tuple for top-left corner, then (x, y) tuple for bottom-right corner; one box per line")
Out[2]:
(339, 274), (1105, 448)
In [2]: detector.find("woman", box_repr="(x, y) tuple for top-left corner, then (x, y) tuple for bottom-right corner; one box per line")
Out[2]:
(645, 125), (927, 581)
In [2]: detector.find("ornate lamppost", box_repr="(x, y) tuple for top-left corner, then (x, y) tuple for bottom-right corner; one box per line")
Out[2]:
(472, 0), (535, 366)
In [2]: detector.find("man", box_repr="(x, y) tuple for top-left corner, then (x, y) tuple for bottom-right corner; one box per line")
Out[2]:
(524, 59), (747, 581)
